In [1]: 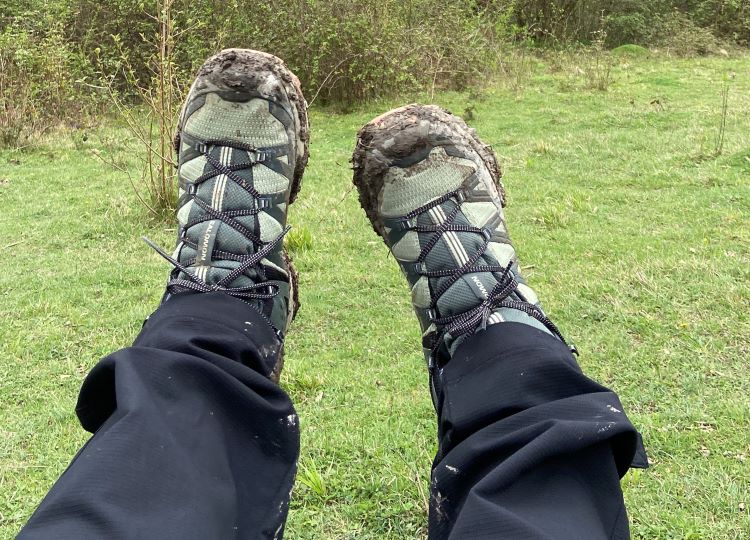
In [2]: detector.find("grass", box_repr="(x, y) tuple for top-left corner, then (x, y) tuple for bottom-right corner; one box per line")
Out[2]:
(1, 54), (749, 538)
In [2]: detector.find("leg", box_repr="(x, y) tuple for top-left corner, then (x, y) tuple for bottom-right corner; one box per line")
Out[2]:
(19, 293), (299, 540)
(352, 105), (646, 539)
(19, 48), (309, 539)
(429, 323), (644, 539)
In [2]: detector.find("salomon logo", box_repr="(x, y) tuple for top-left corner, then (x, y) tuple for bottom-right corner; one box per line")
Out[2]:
(471, 275), (488, 299)
(199, 221), (215, 263)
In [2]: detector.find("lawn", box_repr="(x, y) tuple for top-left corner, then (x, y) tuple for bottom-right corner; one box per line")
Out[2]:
(1, 54), (749, 539)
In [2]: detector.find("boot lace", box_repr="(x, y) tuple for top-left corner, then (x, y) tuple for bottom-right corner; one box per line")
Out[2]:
(404, 188), (575, 363)
(145, 139), (289, 303)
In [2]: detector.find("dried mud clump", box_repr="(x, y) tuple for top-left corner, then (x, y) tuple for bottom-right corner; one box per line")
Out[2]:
(352, 104), (503, 239)
(184, 48), (310, 203)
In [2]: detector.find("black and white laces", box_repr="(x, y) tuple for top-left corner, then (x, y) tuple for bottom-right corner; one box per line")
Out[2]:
(404, 188), (575, 362)
(145, 139), (290, 303)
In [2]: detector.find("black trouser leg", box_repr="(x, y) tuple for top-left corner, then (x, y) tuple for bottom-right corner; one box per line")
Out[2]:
(429, 323), (646, 540)
(18, 292), (299, 540)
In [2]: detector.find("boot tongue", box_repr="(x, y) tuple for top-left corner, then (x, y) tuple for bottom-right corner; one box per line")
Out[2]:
(418, 207), (502, 318)
(178, 159), (281, 288)
(179, 218), (265, 285)
(435, 272), (499, 318)
(412, 202), (561, 353)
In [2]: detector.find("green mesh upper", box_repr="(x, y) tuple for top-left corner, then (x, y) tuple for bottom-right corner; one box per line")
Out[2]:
(378, 146), (552, 352)
(172, 93), (295, 333)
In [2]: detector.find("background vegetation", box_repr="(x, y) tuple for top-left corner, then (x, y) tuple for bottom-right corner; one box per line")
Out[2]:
(1, 0), (749, 149)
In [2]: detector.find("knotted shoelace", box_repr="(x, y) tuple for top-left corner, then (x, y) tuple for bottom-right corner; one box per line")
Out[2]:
(405, 189), (574, 361)
(145, 139), (289, 303)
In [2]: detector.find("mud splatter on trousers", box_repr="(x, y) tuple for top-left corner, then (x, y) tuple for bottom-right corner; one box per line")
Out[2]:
(18, 293), (645, 539)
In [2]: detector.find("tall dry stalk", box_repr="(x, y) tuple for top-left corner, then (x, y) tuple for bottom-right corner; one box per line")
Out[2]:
(99, 0), (184, 219)
(714, 80), (730, 156)
(153, 0), (178, 211)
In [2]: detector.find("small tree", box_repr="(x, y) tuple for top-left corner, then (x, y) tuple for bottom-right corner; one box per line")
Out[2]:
(101, 0), (187, 219)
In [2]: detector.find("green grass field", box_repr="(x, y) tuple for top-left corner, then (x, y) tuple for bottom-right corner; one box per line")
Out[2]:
(1, 55), (749, 539)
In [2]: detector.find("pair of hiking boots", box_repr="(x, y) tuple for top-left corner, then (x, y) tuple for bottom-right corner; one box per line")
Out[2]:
(149, 49), (572, 403)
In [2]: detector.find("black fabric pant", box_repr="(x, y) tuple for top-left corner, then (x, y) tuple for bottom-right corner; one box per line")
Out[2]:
(18, 292), (645, 539)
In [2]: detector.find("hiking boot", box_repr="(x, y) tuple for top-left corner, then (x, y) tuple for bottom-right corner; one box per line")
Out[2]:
(352, 105), (572, 399)
(147, 49), (309, 381)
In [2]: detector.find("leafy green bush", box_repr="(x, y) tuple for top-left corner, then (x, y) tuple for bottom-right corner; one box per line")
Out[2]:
(689, 0), (750, 45)
(0, 3), (101, 148)
(0, 23), (91, 147)
(655, 10), (722, 56)
(187, 0), (510, 105)
(506, 1), (749, 47)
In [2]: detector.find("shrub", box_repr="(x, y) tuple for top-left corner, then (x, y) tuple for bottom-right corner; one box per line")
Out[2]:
(605, 12), (652, 46)
(2, 0), (749, 149)
(202, 0), (511, 106)
(0, 23), (90, 148)
(99, 0), (184, 217)
(689, 0), (750, 45)
(655, 10), (722, 56)
(506, 1), (749, 48)
(0, 2), (100, 148)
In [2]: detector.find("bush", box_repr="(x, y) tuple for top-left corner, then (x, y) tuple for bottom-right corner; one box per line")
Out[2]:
(0, 3), (100, 148)
(507, 1), (749, 48)
(182, 0), (511, 106)
(654, 10), (722, 56)
(0, 24), (89, 148)
(689, 0), (750, 45)
(14, 0), (511, 108)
